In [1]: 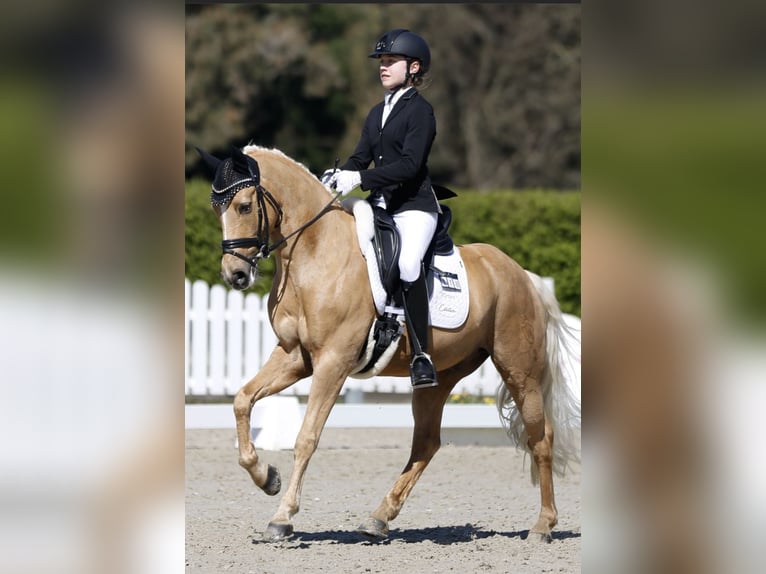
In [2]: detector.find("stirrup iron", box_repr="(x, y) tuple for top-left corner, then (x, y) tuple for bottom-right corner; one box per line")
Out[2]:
(409, 352), (438, 389)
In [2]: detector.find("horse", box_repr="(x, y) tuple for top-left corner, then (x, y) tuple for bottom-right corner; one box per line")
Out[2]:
(198, 144), (581, 543)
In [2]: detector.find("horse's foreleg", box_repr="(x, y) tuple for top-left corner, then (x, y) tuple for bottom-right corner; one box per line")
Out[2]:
(262, 358), (348, 541)
(234, 344), (309, 495)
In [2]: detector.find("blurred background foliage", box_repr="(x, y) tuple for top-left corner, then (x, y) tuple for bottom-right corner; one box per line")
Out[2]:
(186, 3), (580, 189)
(185, 3), (580, 314)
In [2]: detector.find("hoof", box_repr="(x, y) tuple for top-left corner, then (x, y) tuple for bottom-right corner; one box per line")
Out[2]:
(527, 530), (552, 543)
(261, 465), (281, 496)
(356, 517), (389, 540)
(262, 521), (294, 542)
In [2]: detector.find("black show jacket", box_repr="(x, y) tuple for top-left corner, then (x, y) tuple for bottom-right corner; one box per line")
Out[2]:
(341, 89), (439, 214)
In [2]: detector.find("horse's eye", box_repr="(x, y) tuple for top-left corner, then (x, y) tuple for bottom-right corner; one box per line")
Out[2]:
(238, 202), (252, 215)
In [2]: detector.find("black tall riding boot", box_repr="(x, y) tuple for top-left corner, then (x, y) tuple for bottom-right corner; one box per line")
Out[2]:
(401, 271), (438, 389)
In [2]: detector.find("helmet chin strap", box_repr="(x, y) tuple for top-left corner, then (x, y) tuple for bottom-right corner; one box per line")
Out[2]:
(390, 59), (416, 93)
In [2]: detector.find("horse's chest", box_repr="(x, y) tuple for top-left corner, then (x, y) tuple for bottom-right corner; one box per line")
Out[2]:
(271, 298), (320, 348)
(271, 310), (300, 346)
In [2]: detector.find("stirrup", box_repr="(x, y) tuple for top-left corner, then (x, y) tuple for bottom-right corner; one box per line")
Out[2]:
(409, 353), (438, 389)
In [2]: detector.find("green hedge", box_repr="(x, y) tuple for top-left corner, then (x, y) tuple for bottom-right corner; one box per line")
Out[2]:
(186, 180), (580, 315)
(447, 190), (580, 316)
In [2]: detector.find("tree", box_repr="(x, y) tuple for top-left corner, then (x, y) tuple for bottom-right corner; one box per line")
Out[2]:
(186, 4), (358, 171)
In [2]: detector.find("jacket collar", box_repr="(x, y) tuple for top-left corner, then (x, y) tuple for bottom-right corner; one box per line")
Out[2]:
(381, 88), (417, 127)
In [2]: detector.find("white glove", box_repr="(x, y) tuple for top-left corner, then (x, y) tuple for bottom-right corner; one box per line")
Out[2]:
(320, 168), (336, 186)
(329, 170), (361, 196)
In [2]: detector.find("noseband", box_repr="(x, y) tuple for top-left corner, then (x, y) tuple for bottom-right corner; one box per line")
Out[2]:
(220, 183), (283, 267)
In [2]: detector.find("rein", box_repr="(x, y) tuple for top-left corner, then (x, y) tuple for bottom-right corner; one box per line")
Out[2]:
(221, 184), (343, 268)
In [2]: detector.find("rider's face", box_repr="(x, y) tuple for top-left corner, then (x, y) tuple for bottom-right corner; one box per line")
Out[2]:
(379, 55), (419, 90)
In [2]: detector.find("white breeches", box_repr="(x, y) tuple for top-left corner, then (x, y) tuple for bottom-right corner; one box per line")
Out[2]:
(393, 210), (438, 282)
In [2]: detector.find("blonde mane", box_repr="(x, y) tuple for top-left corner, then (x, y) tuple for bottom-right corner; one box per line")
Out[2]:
(242, 144), (333, 198)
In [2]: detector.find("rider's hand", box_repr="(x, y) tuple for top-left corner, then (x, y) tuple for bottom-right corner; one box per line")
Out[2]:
(319, 168), (336, 186)
(329, 170), (361, 196)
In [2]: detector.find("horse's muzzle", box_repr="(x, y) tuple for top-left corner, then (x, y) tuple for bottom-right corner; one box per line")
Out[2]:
(228, 269), (250, 290)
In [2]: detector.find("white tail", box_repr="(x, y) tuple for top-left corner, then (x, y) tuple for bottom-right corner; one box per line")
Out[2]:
(497, 270), (582, 484)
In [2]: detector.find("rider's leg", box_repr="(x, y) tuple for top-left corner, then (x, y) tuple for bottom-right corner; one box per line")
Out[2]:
(401, 269), (437, 387)
(393, 210), (438, 388)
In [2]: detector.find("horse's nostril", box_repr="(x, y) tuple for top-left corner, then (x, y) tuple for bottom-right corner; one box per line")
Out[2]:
(232, 270), (248, 289)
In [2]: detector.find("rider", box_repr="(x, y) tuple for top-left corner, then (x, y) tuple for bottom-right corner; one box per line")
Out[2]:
(324, 29), (440, 389)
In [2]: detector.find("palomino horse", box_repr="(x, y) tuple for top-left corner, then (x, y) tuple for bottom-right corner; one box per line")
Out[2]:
(200, 144), (580, 542)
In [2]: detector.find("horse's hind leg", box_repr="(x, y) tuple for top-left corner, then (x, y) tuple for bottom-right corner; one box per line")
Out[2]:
(527, 392), (558, 542)
(358, 353), (488, 539)
(357, 382), (452, 539)
(233, 344), (310, 496)
(503, 373), (558, 542)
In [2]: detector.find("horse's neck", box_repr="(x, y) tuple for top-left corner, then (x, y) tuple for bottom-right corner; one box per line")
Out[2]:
(276, 193), (356, 270)
(257, 151), (360, 278)
(271, 206), (358, 310)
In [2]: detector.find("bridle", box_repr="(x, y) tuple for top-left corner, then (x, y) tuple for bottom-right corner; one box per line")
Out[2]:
(220, 182), (343, 269)
(205, 147), (342, 270)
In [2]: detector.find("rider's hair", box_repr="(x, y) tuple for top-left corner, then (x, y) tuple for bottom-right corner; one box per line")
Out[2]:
(410, 64), (427, 88)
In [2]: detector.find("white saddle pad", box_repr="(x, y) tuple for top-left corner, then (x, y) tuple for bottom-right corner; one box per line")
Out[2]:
(348, 198), (469, 330)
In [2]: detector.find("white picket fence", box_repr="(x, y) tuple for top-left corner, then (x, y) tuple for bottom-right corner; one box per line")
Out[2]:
(185, 278), (580, 399)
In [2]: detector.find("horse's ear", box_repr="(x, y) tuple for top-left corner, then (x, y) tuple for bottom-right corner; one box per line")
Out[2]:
(230, 146), (260, 182)
(196, 147), (221, 173)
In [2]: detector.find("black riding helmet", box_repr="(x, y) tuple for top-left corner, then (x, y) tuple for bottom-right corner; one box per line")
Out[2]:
(368, 29), (431, 75)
